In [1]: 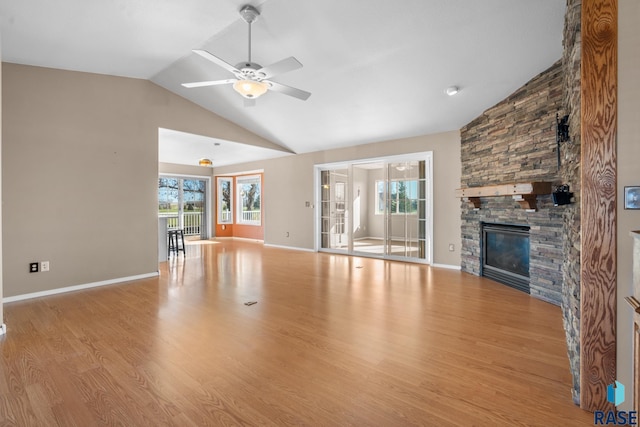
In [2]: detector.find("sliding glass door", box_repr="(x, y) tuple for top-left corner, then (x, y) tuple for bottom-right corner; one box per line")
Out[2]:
(386, 161), (418, 259)
(317, 154), (432, 263)
(320, 169), (349, 252)
(158, 175), (210, 239)
(352, 162), (385, 256)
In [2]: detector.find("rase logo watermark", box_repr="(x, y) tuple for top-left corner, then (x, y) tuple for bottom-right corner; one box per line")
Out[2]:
(594, 381), (637, 425)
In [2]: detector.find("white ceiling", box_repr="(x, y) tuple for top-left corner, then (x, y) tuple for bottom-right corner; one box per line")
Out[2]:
(1, 0), (566, 166)
(158, 128), (291, 167)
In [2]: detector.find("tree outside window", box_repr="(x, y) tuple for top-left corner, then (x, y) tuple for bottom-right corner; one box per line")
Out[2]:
(237, 175), (261, 225)
(376, 180), (418, 215)
(217, 178), (233, 224)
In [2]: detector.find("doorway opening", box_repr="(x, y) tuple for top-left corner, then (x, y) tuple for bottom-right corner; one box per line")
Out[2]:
(316, 153), (433, 263)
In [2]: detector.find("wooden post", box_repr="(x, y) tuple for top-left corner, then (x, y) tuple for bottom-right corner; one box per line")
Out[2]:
(580, 0), (618, 412)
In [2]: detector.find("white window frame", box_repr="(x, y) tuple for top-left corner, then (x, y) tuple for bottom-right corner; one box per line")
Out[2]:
(217, 177), (233, 224)
(158, 173), (212, 239)
(236, 174), (262, 226)
(375, 179), (419, 215)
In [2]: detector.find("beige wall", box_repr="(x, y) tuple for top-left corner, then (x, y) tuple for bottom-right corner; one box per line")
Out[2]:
(159, 162), (214, 177)
(617, 0), (639, 411)
(2, 63), (274, 298)
(0, 39), (3, 326)
(213, 131), (462, 267)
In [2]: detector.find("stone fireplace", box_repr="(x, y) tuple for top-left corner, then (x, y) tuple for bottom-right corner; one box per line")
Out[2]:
(459, 59), (564, 305)
(481, 223), (531, 294)
(459, 0), (583, 400)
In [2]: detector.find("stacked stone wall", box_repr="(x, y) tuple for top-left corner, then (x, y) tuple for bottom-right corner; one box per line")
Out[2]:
(460, 61), (564, 304)
(460, 1), (582, 402)
(560, 0), (582, 405)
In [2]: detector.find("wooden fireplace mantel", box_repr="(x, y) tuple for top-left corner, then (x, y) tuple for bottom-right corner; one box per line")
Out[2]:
(454, 182), (553, 211)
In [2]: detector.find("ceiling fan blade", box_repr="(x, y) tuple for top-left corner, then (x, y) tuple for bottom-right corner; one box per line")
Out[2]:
(192, 49), (240, 75)
(182, 79), (236, 88)
(266, 81), (311, 101)
(257, 57), (303, 79)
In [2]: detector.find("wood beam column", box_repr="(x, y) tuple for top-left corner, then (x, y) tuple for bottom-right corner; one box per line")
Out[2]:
(580, 0), (618, 411)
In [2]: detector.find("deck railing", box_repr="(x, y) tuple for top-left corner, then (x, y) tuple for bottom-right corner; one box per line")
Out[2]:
(220, 211), (232, 223)
(159, 212), (202, 235)
(241, 210), (261, 222)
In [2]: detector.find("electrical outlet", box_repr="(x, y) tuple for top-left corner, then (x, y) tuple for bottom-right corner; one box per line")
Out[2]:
(41, 261), (50, 272)
(29, 262), (39, 273)
(448, 244), (455, 252)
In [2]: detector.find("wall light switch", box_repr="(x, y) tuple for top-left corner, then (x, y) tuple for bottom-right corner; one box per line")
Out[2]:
(29, 262), (39, 273)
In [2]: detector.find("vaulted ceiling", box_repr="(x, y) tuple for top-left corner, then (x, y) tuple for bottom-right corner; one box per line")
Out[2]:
(1, 0), (565, 166)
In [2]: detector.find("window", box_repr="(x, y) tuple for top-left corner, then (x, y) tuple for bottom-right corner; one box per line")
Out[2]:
(158, 177), (207, 236)
(237, 175), (261, 225)
(375, 180), (419, 215)
(217, 177), (233, 224)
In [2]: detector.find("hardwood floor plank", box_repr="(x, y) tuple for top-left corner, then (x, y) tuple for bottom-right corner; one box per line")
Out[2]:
(0, 240), (593, 425)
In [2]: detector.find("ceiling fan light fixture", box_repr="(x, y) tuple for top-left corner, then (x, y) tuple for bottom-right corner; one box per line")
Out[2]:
(199, 158), (213, 167)
(233, 79), (269, 99)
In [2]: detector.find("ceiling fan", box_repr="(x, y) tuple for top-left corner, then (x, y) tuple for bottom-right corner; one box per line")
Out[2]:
(182, 5), (311, 104)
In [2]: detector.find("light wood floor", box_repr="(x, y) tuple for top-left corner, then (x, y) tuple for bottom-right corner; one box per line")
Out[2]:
(0, 240), (593, 426)
(353, 238), (419, 257)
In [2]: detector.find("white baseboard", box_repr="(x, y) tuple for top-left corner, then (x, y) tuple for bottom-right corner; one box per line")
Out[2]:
(223, 237), (264, 243)
(0, 324), (6, 336)
(432, 263), (462, 270)
(3, 272), (159, 303)
(263, 243), (315, 252)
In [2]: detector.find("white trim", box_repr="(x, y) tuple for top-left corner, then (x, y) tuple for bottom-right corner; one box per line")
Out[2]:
(426, 155), (435, 266)
(0, 324), (6, 336)
(314, 168), (320, 251)
(213, 169), (264, 177)
(3, 272), (159, 303)
(236, 174), (262, 226)
(216, 177), (233, 225)
(264, 243), (315, 252)
(315, 152), (434, 169)
(160, 172), (212, 179)
(206, 178), (212, 239)
(227, 237), (264, 243)
(432, 263), (462, 270)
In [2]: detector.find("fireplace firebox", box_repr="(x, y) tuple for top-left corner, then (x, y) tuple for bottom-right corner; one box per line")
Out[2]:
(481, 223), (530, 293)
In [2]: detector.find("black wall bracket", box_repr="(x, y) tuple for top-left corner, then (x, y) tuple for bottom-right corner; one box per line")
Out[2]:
(553, 184), (574, 206)
(556, 113), (570, 169)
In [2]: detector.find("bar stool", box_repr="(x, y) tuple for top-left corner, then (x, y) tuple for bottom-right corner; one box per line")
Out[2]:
(167, 228), (185, 256)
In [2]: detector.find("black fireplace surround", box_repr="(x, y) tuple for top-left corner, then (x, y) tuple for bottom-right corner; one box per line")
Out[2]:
(481, 223), (531, 293)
